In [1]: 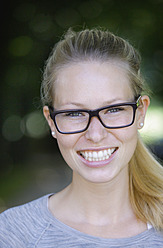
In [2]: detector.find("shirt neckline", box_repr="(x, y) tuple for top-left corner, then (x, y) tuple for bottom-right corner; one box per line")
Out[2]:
(41, 193), (155, 245)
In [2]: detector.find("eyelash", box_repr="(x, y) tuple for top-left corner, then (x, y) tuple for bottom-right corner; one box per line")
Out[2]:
(65, 112), (84, 117)
(105, 107), (124, 114)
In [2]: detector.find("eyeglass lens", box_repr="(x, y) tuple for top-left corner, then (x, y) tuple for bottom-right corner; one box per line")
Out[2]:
(55, 105), (134, 133)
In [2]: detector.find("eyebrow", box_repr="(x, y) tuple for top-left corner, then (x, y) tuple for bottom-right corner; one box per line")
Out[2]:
(58, 98), (130, 108)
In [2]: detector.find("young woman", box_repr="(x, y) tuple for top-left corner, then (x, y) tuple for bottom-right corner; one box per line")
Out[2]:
(0, 28), (163, 247)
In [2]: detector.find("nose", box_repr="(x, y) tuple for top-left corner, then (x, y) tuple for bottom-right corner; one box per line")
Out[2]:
(85, 116), (107, 143)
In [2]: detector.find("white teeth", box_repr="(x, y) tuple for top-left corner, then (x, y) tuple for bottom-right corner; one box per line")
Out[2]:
(110, 148), (114, 154)
(93, 151), (98, 158)
(103, 150), (108, 156)
(85, 151), (88, 158)
(80, 148), (116, 162)
(98, 151), (103, 158)
(88, 152), (92, 158)
(107, 149), (111, 156)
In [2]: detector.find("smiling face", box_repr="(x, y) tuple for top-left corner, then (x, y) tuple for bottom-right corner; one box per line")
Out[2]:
(44, 60), (149, 184)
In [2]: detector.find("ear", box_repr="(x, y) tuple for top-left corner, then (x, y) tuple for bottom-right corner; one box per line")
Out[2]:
(43, 106), (56, 138)
(137, 95), (150, 129)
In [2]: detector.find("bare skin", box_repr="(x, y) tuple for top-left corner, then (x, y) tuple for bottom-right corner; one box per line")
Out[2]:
(44, 60), (150, 238)
(48, 170), (147, 238)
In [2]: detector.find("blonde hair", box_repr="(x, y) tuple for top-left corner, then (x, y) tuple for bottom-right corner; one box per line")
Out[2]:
(41, 28), (148, 106)
(129, 136), (163, 230)
(41, 28), (163, 229)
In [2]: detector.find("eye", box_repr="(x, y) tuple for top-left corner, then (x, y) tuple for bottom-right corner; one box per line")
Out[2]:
(106, 107), (124, 114)
(65, 112), (84, 117)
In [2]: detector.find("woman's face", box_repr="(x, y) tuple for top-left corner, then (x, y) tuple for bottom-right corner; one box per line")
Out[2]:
(44, 61), (149, 184)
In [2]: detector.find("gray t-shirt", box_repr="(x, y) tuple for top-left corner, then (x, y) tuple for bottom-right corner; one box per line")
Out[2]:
(0, 194), (162, 247)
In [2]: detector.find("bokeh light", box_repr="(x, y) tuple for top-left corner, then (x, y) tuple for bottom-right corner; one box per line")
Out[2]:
(30, 14), (53, 34)
(2, 115), (24, 142)
(8, 36), (33, 57)
(140, 107), (163, 142)
(22, 111), (48, 138)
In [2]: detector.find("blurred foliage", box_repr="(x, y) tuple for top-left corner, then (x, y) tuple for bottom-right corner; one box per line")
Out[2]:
(0, 0), (163, 197)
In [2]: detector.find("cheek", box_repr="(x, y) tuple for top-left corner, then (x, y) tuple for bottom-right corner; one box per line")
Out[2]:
(55, 134), (68, 149)
(55, 135), (72, 166)
(122, 129), (137, 143)
(55, 134), (81, 171)
(115, 121), (138, 141)
(55, 133), (80, 155)
(118, 127), (138, 164)
(113, 125), (138, 157)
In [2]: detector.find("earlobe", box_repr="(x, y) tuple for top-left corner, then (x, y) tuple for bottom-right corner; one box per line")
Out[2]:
(51, 131), (56, 137)
(138, 122), (144, 130)
(140, 122), (144, 128)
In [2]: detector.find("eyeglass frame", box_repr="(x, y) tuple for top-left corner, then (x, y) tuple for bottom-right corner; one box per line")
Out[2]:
(48, 95), (141, 134)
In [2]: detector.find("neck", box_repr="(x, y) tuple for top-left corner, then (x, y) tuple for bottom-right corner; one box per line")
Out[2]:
(63, 167), (134, 225)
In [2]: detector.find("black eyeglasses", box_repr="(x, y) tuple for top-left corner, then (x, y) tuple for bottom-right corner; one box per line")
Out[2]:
(49, 96), (141, 134)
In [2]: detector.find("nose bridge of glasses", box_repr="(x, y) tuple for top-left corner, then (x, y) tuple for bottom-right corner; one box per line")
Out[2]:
(85, 110), (108, 141)
(88, 109), (105, 128)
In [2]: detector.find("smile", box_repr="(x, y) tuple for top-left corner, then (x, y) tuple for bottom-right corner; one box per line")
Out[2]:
(80, 148), (117, 162)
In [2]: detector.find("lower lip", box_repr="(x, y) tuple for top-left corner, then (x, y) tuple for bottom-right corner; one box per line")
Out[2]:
(78, 149), (118, 168)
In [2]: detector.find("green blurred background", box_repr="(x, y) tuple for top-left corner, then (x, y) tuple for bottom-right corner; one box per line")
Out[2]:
(0, 0), (163, 212)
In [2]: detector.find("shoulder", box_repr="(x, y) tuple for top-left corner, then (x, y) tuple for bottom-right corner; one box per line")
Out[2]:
(149, 228), (163, 245)
(0, 194), (51, 247)
(0, 194), (49, 225)
(135, 228), (163, 247)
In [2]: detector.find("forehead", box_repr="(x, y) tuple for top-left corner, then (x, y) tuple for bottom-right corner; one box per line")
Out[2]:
(53, 60), (133, 108)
